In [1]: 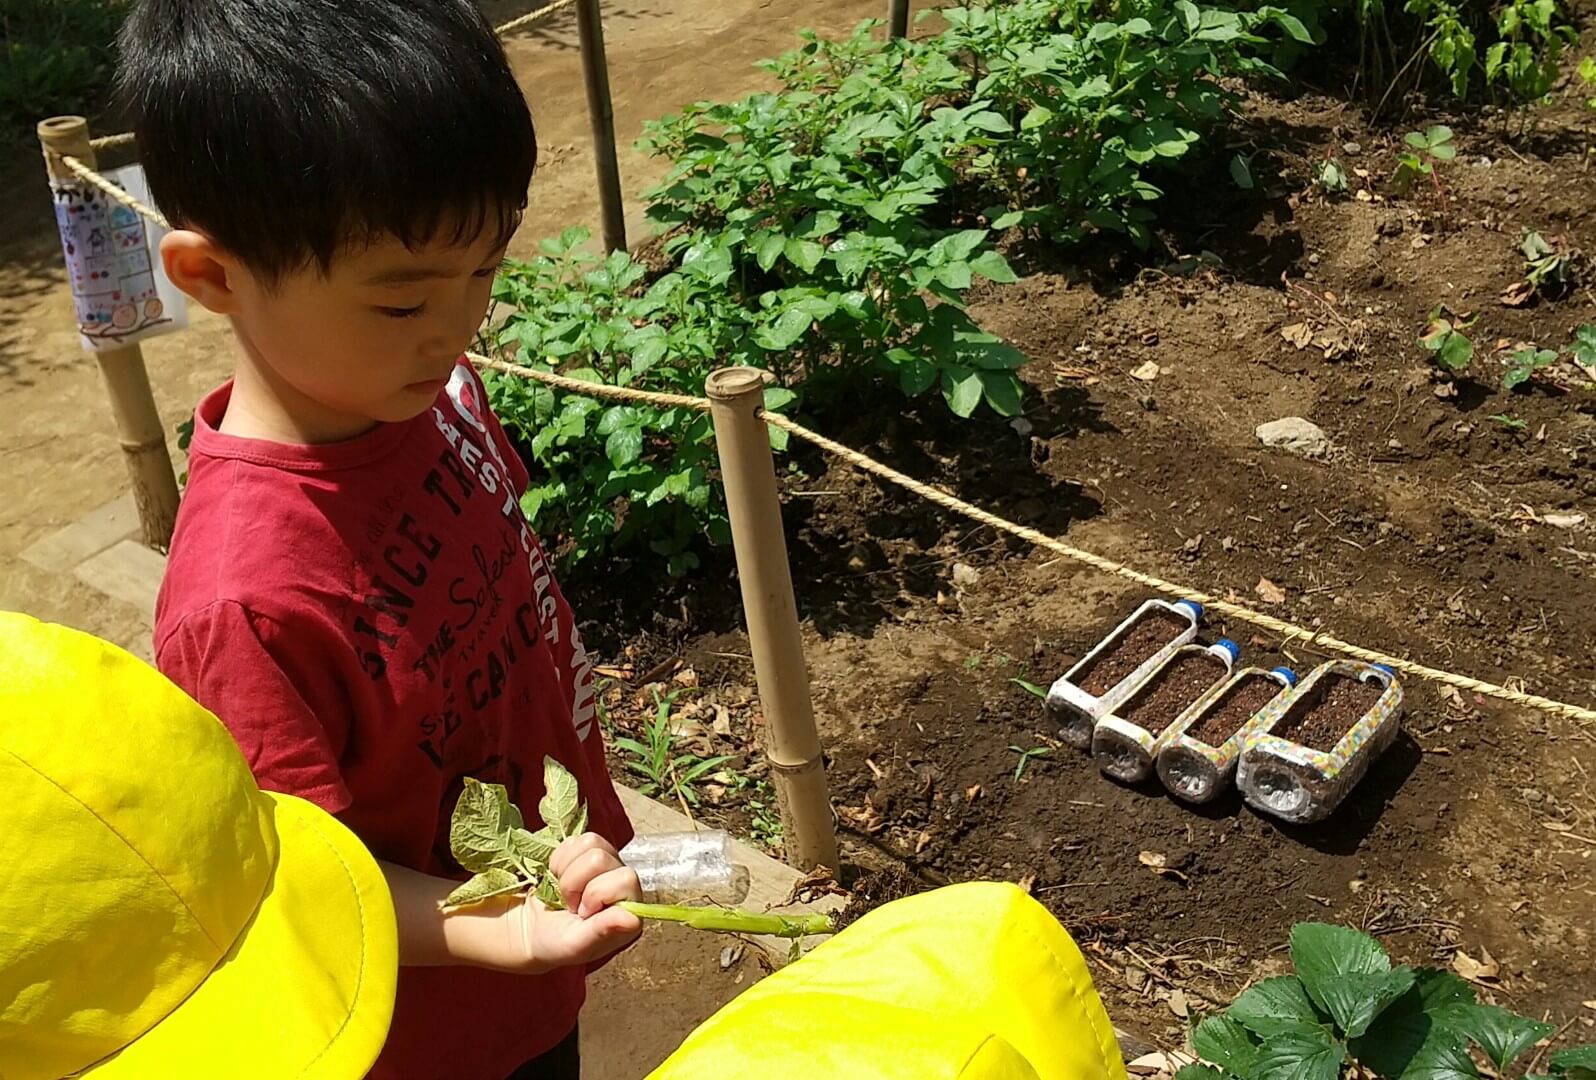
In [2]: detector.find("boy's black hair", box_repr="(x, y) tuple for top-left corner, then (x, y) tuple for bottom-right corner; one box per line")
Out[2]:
(117, 0), (536, 280)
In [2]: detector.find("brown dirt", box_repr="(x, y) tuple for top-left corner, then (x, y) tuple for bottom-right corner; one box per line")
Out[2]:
(1119, 651), (1231, 736)
(1273, 673), (1390, 752)
(1185, 673), (1290, 747)
(1076, 608), (1193, 696)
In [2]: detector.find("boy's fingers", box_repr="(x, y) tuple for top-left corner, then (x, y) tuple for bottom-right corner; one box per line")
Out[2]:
(549, 832), (620, 877)
(556, 846), (625, 911)
(576, 864), (643, 919)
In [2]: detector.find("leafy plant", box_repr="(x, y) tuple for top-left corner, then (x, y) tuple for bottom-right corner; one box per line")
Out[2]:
(1179, 921), (1592, 1080)
(1570, 324), (1596, 380)
(1008, 744), (1052, 780)
(1010, 676), (1048, 699)
(0, 0), (128, 144)
(442, 759), (832, 938)
(1519, 230), (1574, 296)
(1393, 126), (1455, 209)
(1502, 345), (1558, 390)
(611, 689), (734, 806)
(1484, 0), (1576, 102)
(1487, 413), (1528, 430)
(1580, 55), (1596, 108)
(1317, 159), (1350, 194)
(1419, 307), (1475, 373)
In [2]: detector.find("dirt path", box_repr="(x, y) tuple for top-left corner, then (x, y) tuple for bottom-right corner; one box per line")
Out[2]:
(0, 0), (879, 654)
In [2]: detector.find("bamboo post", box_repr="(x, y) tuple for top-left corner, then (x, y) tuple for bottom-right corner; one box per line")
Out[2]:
(706, 368), (839, 874)
(38, 116), (181, 551)
(887, 0), (911, 38)
(574, 0), (627, 253)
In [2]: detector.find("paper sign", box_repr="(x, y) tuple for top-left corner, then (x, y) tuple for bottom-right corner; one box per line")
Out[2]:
(51, 164), (187, 352)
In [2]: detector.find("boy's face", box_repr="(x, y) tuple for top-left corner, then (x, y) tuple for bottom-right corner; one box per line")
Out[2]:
(173, 229), (508, 433)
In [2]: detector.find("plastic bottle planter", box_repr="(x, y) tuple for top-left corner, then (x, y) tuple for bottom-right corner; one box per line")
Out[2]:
(1092, 639), (1240, 783)
(1155, 666), (1298, 804)
(1237, 662), (1403, 825)
(1046, 599), (1203, 749)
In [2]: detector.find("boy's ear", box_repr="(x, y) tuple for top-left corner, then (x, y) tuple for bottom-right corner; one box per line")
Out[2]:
(159, 230), (243, 315)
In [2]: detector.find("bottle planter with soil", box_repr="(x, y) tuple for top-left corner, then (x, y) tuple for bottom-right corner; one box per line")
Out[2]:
(1046, 598), (1203, 749)
(1091, 639), (1240, 783)
(1155, 666), (1298, 804)
(1236, 661), (1402, 825)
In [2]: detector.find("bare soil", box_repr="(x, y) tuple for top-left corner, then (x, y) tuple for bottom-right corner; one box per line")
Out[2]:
(1077, 607), (1193, 695)
(1274, 673), (1390, 752)
(1119, 651), (1231, 736)
(1185, 673), (1289, 747)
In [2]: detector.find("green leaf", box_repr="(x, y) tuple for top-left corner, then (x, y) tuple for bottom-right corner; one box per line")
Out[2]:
(936, 262), (974, 290)
(796, 210), (843, 238)
(534, 872), (565, 909)
(1438, 333), (1472, 371)
(1354, 969), (1478, 1080)
(1550, 1045), (1596, 1074)
(784, 237), (825, 273)
(1441, 1003), (1553, 1071)
(897, 355), (939, 396)
(763, 386), (797, 413)
(1021, 105), (1054, 131)
(1230, 154), (1255, 190)
(1317, 968), (1417, 1038)
(509, 825), (559, 870)
(768, 423), (790, 452)
(596, 405), (636, 437)
(755, 308), (813, 351)
(538, 757), (584, 840)
(933, 229), (990, 265)
(979, 371), (1024, 416)
(1230, 976), (1324, 1036)
(1253, 1026), (1345, 1080)
(449, 777), (517, 874)
(1193, 1016), (1263, 1075)
(942, 366), (984, 417)
(605, 425), (643, 469)
(967, 110), (1013, 133)
(631, 335), (667, 374)
(442, 868), (524, 910)
(969, 250), (1019, 283)
(1291, 923), (1391, 1013)
(1176, 0), (1201, 32)
(756, 232), (786, 272)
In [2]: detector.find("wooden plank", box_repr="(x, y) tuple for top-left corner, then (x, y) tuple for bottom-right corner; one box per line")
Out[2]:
(72, 538), (167, 619)
(18, 493), (139, 573)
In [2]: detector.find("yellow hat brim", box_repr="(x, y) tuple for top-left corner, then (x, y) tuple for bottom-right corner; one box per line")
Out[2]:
(83, 791), (398, 1079)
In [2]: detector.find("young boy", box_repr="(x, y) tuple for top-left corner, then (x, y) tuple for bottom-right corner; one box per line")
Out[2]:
(120, 1), (640, 1076)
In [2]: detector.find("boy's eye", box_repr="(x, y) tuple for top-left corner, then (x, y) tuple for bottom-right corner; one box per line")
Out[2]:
(472, 265), (500, 279)
(379, 304), (425, 319)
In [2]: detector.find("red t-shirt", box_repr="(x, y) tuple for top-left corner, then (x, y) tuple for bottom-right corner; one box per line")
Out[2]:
(154, 360), (632, 1078)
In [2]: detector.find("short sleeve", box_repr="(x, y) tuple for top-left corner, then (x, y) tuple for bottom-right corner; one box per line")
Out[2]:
(155, 600), (353, 813)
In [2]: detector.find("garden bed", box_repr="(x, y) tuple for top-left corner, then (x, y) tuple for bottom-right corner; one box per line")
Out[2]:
(575, 84), (1596, 1045)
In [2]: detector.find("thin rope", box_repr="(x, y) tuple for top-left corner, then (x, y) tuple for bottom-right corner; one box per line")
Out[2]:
(55, 155), (170, 228)
(88, 131), (137, 151)
(42, 155), (1596, 723)
(76, 0), (587, 153)
(494, 0), (582, 36)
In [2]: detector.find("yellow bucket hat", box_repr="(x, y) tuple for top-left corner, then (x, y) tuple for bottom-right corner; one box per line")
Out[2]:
(0, 612), (397, 1079)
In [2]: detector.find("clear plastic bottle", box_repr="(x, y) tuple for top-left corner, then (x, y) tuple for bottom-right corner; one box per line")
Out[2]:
(1047, 598), (1203, 749)
(1156, 665), (1298, 804)
(1237, 662), (1402, 825)
(620, 831), (751, 904)
(1092, 639), (1240, 782)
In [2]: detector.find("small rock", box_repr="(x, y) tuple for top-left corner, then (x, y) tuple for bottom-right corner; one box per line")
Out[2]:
(1141, 331), (1160, 347)
(1137, 394), (1157, 412)
(1377, 216), (1405, 237)
(1387, 438), (1403, 451)
(1256, 417), (1331, 458)
(1010, 416), (1034, 438)
(1124, 965), (1148, 992)
(1520, 787), (1545, 804)
(1308, 252), (1321, 266)
(951, 562), (981, 590)
(1543, 512), (1586, 529)
(1130, 360), (1161, 382)
(1343, 141), (1362, 154)
(1221, 536), (1236, 552)
(719, 943), (745, 970)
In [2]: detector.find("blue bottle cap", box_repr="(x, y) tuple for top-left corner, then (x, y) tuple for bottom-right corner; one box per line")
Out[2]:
(1271, 666), (1298, 687)
(1371, 663), (1395, 676)
(1173, 599), (1203, 622)
(1212, 639), (1240, 664)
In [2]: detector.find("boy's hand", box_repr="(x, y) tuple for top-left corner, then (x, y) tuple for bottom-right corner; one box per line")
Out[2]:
(518, 833), (643, 970)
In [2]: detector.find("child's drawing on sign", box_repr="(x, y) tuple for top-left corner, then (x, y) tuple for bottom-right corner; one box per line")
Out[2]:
(49, 165), (186, 353)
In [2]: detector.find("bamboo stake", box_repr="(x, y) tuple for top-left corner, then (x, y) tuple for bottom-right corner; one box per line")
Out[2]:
(38, 116), (180, 551)
(575, 0), (627, 253)
(888, 0), (911, 38)
(705, 368), (839, 874)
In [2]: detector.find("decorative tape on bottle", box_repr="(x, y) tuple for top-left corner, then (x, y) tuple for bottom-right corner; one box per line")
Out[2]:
(1241, 661), (1403, 779)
